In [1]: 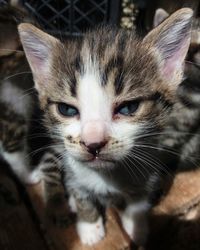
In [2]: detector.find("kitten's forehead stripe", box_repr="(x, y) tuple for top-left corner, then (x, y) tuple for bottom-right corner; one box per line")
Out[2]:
(114, 71), (125, 95)
(69, 76), (77, 97)
(102, 56), (124, 88)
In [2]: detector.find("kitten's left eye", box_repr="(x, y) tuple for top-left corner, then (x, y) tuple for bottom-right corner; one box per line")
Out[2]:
(57, 103), (79, 117)
(115, 101), (139, 116)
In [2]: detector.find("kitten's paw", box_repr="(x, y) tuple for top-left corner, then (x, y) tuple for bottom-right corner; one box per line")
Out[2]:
(76, 217), (105, 246)
(68, 194), (77, 213)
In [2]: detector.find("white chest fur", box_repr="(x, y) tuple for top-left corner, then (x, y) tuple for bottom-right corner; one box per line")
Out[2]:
(2, 151), (40, 184)
(3, 151), (27, 173)
(65, 157), (119, 195)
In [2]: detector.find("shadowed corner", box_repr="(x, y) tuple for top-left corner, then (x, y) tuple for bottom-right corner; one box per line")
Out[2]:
(147, 167), (200, 250)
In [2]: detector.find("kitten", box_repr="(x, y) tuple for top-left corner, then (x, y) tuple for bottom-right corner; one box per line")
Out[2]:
(0, 3), (41, 184)
(154, 9), (200, 170)
(19, 8), (193, 246)
(0, 58), (42, 183)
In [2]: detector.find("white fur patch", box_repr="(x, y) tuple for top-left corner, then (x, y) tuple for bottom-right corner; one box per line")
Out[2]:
(77, 56), (112, 146)
(121, 212), (135, 239)
(187, 92), (200, 105)
(68, 194), (77, 213)
(66, 156), (118, 195)
(123, 200), (150, 216)
(25, 168), (41, 185)
(76, 216), (105, 246)
(3, 151), (41, 184)
(120, 200), (150, 242)
(0, 81), (32, 117)
(63, 121), (81, 139)
(78, 59), (111, 122)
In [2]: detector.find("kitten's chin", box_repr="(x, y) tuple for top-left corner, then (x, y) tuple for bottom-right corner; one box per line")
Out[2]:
(74, 156), (116, 169)
(85, 158), (116, 169)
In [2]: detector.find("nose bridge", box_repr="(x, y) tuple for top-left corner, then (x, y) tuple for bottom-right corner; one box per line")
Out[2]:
(78, 71), (111, 122)
(78, 66), (111, 145)
(81, 91), (109, 122)
(81, 120), (107, 145)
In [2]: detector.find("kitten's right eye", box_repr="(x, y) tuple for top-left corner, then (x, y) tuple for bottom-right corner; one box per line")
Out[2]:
(57, 103), (79, 117)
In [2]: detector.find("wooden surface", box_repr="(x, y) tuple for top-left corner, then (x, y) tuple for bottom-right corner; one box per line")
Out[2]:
(26, 183), (131, 250)
(0, 172), (48, 250)
(148, 169), (200, 250)
(0, 170), (131, 250)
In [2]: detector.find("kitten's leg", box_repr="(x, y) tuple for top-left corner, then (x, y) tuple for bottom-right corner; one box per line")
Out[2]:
(120, 200), (150, 246)
(39, 151), (70, 227)
(73, 192), (105, 246)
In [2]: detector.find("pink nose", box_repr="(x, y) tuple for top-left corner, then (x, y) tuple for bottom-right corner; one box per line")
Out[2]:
(81, 121), (107, 155)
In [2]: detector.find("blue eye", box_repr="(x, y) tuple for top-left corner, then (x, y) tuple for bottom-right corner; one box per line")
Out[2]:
(115, 101), (139, 116)
(57, 103), (79, 117)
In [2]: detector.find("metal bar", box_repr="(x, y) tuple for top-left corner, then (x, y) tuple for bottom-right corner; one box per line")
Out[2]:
(108, 0), (122, 25)
(22, 0), (121, 37)
(48, 5), (70, 25)
(88, 0), (106, 14)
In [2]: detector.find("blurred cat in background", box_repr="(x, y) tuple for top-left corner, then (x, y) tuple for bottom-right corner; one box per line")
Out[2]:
(0, 3), (41, 184)
(154, 8), (200, 170)
(134, 0), (199, 32)
(0, 4), (68, 225)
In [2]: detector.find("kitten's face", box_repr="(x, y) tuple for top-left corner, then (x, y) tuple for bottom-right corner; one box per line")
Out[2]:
(19, 8), (192, 169)
(43, 41), (164, 168)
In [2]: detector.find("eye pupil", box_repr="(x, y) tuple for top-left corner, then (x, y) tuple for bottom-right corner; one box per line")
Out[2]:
(58, 103), (79, 117)
(116, 101), (139, 116)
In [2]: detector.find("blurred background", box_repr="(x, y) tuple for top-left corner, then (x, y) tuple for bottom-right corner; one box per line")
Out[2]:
(1, 0), (200, 37)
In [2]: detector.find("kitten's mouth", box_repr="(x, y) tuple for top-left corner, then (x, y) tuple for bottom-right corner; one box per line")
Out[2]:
(82, 156), (115, 168)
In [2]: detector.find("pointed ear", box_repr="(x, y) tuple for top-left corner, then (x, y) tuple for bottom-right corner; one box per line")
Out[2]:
(143, 8), (193, 82)
(18, 23), (59, 80)
(153, 8), (169, 27)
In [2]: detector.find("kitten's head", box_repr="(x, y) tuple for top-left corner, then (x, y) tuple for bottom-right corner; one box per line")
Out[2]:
(18, 8), (192, 169)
